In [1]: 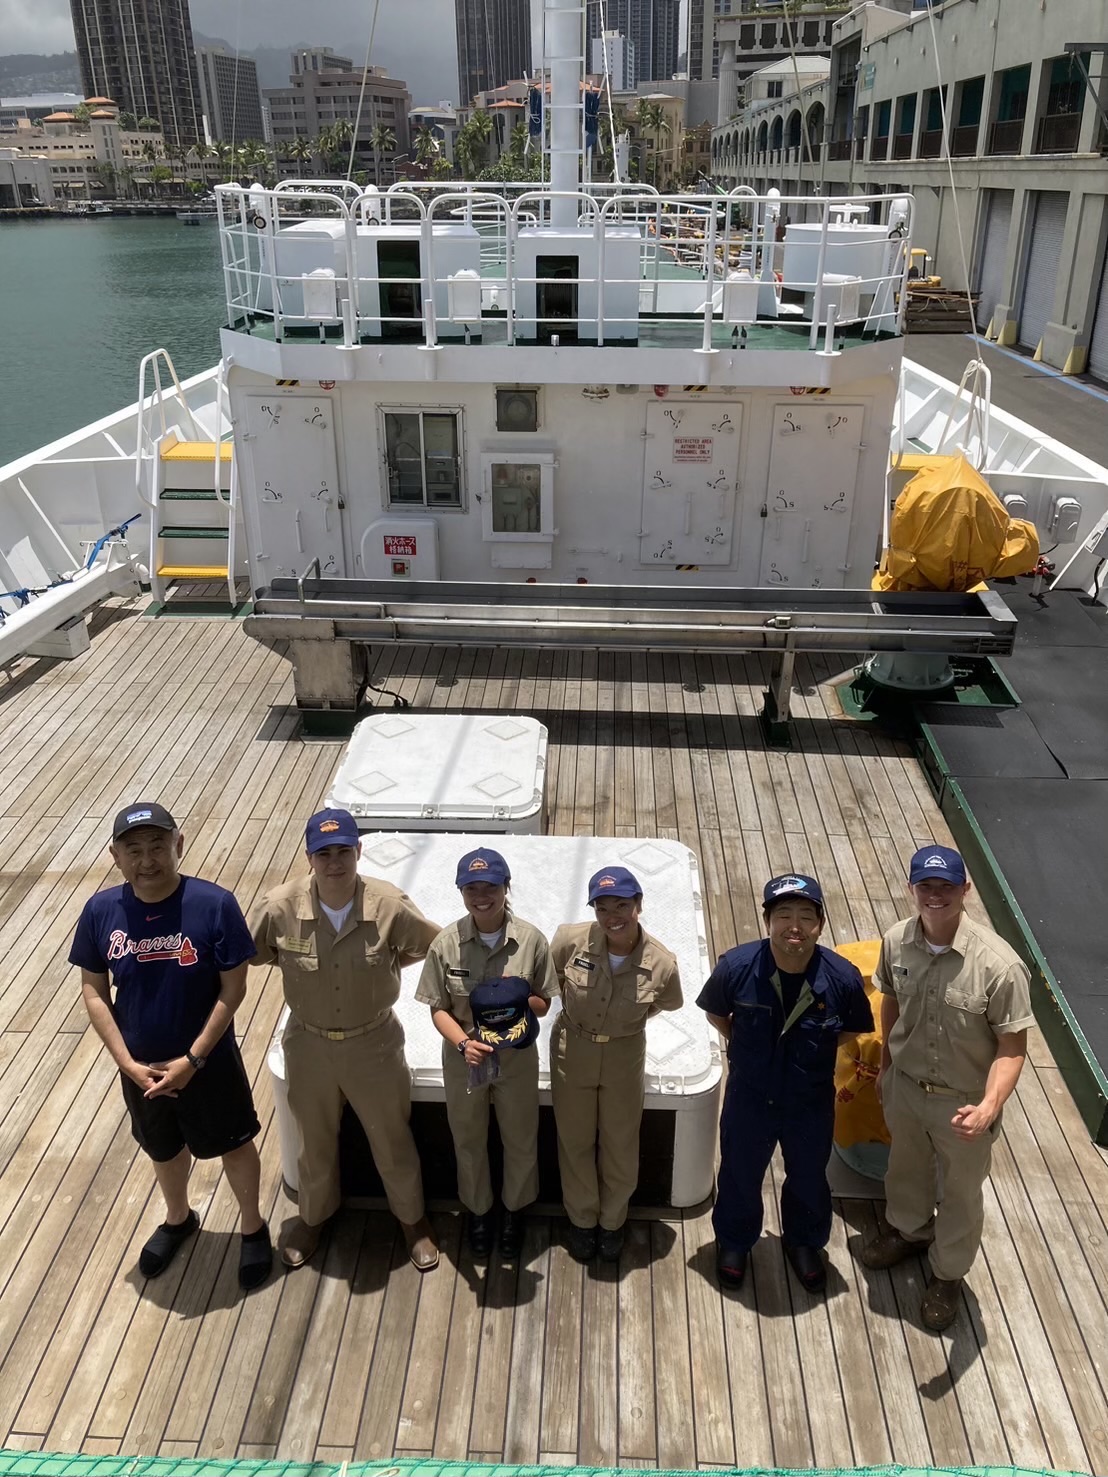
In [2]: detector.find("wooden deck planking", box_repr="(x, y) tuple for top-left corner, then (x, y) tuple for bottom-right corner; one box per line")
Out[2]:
(0, 610), (1106, 1468)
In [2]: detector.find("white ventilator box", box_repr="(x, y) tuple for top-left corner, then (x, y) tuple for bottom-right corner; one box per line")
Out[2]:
(324, 713), (548, 833)
(268, 833), (722, 1209)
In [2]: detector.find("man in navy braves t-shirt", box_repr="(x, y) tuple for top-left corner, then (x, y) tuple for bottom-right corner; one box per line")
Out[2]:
(70, 801), (272, 1290)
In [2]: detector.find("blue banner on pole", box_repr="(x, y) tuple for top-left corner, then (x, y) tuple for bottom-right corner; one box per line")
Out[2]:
(528, 87), (543, 137)
(584, 90), (600, 150)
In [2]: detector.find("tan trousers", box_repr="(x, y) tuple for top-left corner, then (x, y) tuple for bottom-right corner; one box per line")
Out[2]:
(550, 1016), (646, 1230)
(283, 1010), (425, 1227)
(882, 1066), (998, 1281)
(442, 1041), (539, 1214)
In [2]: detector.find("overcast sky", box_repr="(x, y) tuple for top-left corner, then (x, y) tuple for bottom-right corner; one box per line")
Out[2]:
(1, 0), (466, 104)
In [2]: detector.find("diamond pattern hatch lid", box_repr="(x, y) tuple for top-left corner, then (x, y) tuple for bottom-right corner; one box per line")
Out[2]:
(326, 714), (548, 821)
(347, 832), (718, 1096)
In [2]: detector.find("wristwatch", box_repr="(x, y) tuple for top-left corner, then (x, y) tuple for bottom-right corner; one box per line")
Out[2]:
(186, 1050), (207, 1070)
(457, 1038), (469, 1055)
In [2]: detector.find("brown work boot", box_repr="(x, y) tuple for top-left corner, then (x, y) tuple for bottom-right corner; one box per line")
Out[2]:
(921, 1276), (963, 1332)
(401, 1216), (439, 1271)
(280, 1217), (323, 1268)
(859, 1226), (928, 1270)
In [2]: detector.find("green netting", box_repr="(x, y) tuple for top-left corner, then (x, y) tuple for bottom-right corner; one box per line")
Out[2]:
(0, 1456), (1090, 1477)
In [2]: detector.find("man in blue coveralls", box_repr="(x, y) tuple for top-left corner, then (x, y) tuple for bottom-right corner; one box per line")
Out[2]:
(697, 874), (873, 1292)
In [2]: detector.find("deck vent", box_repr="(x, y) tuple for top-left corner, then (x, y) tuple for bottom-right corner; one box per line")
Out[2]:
(496, 388), (539, 432)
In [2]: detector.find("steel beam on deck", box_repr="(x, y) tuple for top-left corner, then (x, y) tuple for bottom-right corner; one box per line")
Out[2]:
(243, 577), (1017, 737)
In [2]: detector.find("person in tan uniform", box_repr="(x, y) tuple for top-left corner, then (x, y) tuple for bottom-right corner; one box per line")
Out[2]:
(860, 845), (1034, 1332)
(251, 808), (441, 1271)
(550, 865), (683, 1263)
(416, 847), (556, 1259)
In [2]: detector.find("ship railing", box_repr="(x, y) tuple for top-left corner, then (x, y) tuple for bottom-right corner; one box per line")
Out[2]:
(215, 183), (914, 353)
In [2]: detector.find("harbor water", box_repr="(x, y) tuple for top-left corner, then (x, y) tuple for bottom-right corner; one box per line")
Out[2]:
(0, 216), (225, 467)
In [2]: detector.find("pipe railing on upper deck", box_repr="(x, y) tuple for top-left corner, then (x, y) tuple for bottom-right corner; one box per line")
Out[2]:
(214, 182), (913, 353)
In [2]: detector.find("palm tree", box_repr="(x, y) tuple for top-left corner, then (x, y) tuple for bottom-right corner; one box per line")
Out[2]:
(118, 166), (136, 199)
(288, 136), (313, 178)
(369, 123), (396, 184)
(468, 108), (493, 169)
(635, 100), (670, 188)
(190, 139), (213, 187)
(413, 124), (440, 167)
(329, 118), (354, 175)
(140, 137), (163, 166)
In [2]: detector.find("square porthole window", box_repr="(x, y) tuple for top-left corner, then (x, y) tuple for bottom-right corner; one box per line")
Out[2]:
(495, 387), (540, 433)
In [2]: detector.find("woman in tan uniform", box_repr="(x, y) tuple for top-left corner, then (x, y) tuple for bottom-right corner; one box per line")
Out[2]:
(416, 847), (555, 1259)
(549, 865), (682, 1263)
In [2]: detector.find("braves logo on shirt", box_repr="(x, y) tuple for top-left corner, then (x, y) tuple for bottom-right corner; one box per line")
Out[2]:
(107, 930), (199, 967)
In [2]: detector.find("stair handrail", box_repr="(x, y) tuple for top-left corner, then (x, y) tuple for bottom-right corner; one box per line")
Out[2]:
(934, 357), (992, 470)
(212, 357), (238, 607)
(133, 348), (204, 510)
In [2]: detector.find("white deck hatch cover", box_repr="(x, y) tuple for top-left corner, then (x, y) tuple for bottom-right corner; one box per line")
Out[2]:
(326, 713), (548, 829)
(267, 833), (722, 1205)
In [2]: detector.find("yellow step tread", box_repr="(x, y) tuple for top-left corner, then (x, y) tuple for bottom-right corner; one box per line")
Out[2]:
(161, 440), (233, 463)
(156, 564), (230, 579)
(889, 451), (949, 473)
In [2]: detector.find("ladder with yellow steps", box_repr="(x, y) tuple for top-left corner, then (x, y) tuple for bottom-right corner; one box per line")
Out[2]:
(151, 433), (238, 606)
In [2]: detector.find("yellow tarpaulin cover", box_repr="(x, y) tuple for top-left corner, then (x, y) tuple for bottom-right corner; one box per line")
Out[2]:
(874, 452), (1039, 593)
(833, 940), (890, 1150)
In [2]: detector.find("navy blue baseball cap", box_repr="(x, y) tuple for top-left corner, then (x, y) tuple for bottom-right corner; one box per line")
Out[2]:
(909, 845), (967, 886)
(305, 808), (360, 853)
(456, 847), (511, 887)
(587, 866), (642, 903)
(763, 874), (824, 910)
(469, 976), (538, 1050)
(113, 801), (177, 840)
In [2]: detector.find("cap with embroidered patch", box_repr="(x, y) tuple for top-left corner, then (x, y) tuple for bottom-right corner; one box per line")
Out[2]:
(587, 865), (642, 903)
(469, 976), (538, 1050)
(456, 847), (511, 888)
(112, 802), (177, 840)
(762, 874), (824, 910)
(305, 808), (360, 854)
(909, 845), (966, 886)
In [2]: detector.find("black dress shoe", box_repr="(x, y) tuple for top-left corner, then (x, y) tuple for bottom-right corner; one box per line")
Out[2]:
(500, 1206), (524, 1258)
(785, 1243), (827, 1293)
(568, 1224), (598, 1262)
(468, 1211), (495, 1258)
(598, 1225), (625, 1262)
(716, 1244), (747, 1287)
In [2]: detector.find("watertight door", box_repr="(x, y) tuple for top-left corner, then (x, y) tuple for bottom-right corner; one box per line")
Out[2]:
(638, 400), (742, 567)
(240, 393), (346, 580)
(758, 401), (863, 588)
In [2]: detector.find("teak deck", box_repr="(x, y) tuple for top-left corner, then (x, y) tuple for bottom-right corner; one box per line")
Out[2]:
(1, 599), (1107, 1474)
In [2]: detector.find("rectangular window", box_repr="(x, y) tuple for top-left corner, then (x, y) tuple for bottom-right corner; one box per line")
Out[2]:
(481, 451), (555, 542)
(382, 408), (463, 508)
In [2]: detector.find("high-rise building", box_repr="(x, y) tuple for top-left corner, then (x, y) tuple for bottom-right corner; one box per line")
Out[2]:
(591, 31), (636, 90)
(265, 53), (411, 184)
(585, 0), (680, 85)
(456, 0), (533, 107)
(195, 46), (264, 144)
(69, 0), (202, 148)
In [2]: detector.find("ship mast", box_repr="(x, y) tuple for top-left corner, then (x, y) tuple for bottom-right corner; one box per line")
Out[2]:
(544, 0), (584, 227)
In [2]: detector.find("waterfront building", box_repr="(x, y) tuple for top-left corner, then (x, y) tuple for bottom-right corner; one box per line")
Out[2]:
(8, 100), (179, 200)
(195, 46), (264, 145)
(68, 0), (203, 148)
(0, 146), (55, 208)
(409, 104), (460, 166)
(714, 0), (861, 127)
(0, 94), (85, 132)
(455, 0), (532, 107)
(265, 52), (410, 183)
(711, 0), (1108, 378)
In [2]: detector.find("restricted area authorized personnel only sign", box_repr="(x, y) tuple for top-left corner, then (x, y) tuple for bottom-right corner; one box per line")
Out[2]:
(384, 534), (418, 556)
(673, 437), (713, 463)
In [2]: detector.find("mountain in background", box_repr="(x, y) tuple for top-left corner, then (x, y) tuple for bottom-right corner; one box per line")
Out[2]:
(0, 52), (81, 96)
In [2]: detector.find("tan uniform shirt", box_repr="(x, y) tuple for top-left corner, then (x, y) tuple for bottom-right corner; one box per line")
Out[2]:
(415, 910), (558, 1030)
(875, 913), (1035, 1095)
(251, 875), (440, 1031)
(550, 921), (683, 1039)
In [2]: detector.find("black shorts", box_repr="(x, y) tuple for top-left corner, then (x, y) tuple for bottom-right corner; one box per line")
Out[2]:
(120, 1041), (261, 1162)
